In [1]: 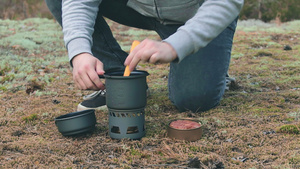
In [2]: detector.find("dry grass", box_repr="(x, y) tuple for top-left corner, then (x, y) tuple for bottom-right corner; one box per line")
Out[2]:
(0, 18), (300, 168)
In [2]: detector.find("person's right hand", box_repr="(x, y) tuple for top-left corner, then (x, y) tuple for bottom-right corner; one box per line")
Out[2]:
(71, 53), (105, 90)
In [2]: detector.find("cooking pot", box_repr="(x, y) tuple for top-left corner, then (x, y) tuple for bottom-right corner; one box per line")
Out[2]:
(54, 109), (96, 136)
(100, 70), (149, 110)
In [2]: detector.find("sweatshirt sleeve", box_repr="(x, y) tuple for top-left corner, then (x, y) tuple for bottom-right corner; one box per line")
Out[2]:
(62, 0), (102, 63)
(163, 0), (244, 62)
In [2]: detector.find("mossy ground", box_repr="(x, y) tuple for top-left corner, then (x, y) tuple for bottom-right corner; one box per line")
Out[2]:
(0, 18), (300, 168)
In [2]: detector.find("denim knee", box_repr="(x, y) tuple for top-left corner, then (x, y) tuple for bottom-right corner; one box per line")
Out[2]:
(170, 87), (223, 113)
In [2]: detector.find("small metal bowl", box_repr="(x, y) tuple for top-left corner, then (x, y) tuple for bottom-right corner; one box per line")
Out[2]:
(167, 119), (202, 141)
(55, 109), (96, 136)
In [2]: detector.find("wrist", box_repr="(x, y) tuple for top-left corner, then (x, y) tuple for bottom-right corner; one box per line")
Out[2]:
(71, 52), (91, 66)
(163, 42), (178, 61)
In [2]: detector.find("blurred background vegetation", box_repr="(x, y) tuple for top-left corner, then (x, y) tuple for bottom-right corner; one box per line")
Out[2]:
(0, 0), (52, 19)
(240, 0), (300, 22)
(0, 0), (300, 22)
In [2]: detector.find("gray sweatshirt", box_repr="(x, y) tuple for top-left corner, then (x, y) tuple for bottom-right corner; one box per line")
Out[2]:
(62, 0), (244, 63)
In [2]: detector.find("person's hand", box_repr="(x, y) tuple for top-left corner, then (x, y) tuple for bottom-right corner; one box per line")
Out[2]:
(71, 53), (105, 90)
(124, 39), (178, 71)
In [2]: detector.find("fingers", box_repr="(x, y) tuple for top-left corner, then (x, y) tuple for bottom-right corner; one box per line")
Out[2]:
(72, 53), (105, 90)
(125, 39), (154, 70)
(124, 39), (178, 70)
(148, 53), (159, 63)
(94, 60), (105, 89)
(131, 47), (156, 65)
(124, 41), (145, 71)
(73, 66), (104, 90)
(128, 51), (143, 71)
(74, 75), (86, 90)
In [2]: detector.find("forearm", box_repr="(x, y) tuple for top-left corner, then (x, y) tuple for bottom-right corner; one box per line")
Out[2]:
(62, 0), (102, 62)
(164, 0), (244, 62)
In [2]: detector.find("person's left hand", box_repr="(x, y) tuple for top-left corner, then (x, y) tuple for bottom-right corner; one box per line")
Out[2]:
(124, 39), (178, 71)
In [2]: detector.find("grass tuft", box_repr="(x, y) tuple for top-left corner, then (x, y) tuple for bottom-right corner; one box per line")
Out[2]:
(22, 114), (38, 123)
(277, 124), (300, 134)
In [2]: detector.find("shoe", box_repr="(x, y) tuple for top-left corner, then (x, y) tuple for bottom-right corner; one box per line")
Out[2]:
(225, 74), (236, 91)
(77, 88), (151, 111)
(77, 90), (107, 111)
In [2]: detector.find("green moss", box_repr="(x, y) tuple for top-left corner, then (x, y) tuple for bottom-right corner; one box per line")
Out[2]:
(22, 114), (38, 123)
(0, 18), (63, 51)
(289, 155), (300, 164)
(0, 19), (68, 93)
(277, 124), (300, 134)
(288, 111), (300, 121)
(231, 52), (245, 59)
(0, 74), (15, 83)
(237, 20), (300, 33)
(189, 146), (201, 152)
(130, 148), (142, 156)
(0, 86), (7, 91)
(285, 118), (295, 122)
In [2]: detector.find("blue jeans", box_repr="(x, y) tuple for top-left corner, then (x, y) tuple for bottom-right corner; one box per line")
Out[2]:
(45, 0), (237, 112)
